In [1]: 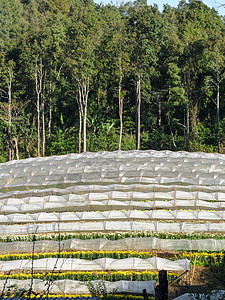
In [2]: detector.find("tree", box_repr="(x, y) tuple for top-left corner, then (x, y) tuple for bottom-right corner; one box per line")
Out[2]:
(128, 1), (163, 150)
(206, 31), (225, 153)
(98, 4), (129, 150)
(66, 1), (101, 152)
(175, 0), (224, 150)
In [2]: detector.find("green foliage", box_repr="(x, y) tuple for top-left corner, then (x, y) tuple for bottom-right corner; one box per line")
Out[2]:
(1, 231), (224, 243)
(0, 0), (225, 158)
(85, 280), (114, 299)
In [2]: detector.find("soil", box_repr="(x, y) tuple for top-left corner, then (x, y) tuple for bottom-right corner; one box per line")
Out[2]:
(168, 266), (224, 299)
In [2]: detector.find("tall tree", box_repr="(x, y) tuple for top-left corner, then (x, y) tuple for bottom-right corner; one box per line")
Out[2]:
(98, 4), (129, 150)
(128, 1), (163, 150)
(206, 31), (225, 153)
(66, 1), (101, 152)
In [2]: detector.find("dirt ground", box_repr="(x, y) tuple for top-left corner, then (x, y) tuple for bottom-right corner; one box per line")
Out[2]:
(168, 266), (223, 299)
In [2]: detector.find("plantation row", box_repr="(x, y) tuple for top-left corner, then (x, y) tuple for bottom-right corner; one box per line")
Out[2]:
(0, 250), (223, 267)
(0, 296), (147, 300)
(0, 151), (224, 298)
(0, 232), (224, 242)
(0, 271), (178, 282)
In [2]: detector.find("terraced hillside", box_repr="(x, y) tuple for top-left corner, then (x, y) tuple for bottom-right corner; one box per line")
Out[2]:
(0, 150), (224, 298)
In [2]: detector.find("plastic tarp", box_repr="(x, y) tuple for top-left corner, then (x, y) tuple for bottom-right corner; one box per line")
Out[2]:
(1, 150), (225, 192)
(173, 290), (225, 300)
(0, 150), (224, 248)
(0, 279), (156, 295)
(0, 221), (223, 235)
(2, 185), (225, 201)
(0, 257), (190, 272)
(1, 199), (225, 214)
(0, 237), (224, 254)
(0, 210), (224, 223)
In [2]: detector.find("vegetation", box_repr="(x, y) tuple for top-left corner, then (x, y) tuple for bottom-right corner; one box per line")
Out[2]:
(0, 0), (225, 161)
(0, 250), (224, 267)
(0, 270), (179, 281)
(1, 231), (225, 242)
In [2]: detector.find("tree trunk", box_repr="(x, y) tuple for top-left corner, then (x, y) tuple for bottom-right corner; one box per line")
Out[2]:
(118, 60), (123, 150)
(48, 65), (62, 139)
(48, 95), (52, 139)
(77, 89), (83, 154)
(35, 58), (43, 157)
(7, 68), (13, 161)
(13, 137), (19, 160)
(191, 102), (198, 143)
(186, 103), (189, 151)
(37, 92), (40, 157)
(77, 78), (89, 153)
(185, 49), (191, 152)
(136, 75), (141, 150)
(42, 71), (46, 157)
(82, 79), (89, 153)
(184, 65), (191, 152)
(158, 97), (162, 128)
(83, 102), (87, 153)
(167, 114), (177, 149)
(216, 74), (220, 153)
(79, 108), (82, 154)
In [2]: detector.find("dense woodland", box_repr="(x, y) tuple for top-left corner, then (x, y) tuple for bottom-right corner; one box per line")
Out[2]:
(0, 0), (225, 161)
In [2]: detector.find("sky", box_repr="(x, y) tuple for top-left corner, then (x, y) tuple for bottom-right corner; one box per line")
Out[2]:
(94, 0), (225, 16)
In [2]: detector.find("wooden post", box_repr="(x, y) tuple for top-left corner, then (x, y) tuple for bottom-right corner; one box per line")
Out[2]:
(191, 253), (197, 285)
(155, 270), (168, 300)
(143, 288), (148, 300)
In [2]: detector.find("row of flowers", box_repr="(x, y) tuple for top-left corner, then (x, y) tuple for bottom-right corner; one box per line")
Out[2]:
(180, 251), (225, 266)
(0, 250), (157, 261)
(0, 271), (179, 282)
(0, 250), (223, 266)
(0, 231), (224, 242)
(0, 293), (149, 300)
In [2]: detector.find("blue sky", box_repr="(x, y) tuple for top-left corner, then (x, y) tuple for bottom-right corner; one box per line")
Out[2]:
(94, 0), (225, 15)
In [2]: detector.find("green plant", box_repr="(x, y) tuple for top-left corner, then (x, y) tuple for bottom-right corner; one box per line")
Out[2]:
(85, 279), (117, 299)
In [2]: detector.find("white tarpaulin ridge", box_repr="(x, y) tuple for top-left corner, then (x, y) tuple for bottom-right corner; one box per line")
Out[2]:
(1, 150), (225, 192)
(0, 210), (224, 223)
(0, 257), (190, 272)
(0, 199), (225, 213)
(0, 237), (224, 253)
(0, 279), (156, 295)
(0, 150), (224, 251)
(173, 290), (225, 300)
(0, 221), (223, 235)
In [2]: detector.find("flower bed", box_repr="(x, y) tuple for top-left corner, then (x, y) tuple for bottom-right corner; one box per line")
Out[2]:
(0, 250), (223, 267)
(0, 231), (224, 242)
(0, 271), (179, 281)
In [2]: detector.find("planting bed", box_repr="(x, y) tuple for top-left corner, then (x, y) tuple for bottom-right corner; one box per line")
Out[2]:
(0, 150), (224, 299)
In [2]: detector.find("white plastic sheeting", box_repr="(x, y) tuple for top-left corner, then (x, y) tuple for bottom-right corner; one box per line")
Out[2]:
(0, 237), (224, 254)
(1, 198), (225, 214)
(0, 221), (224, 235)
(173, 290), (225, 300)
(0, 279), (156, 295)
(0, 150), (224, 244)
(1, 150), (225, 191)
(0, 257), (190, 272)
(0, 210), (224, 224)
(2, 185), (225, 201)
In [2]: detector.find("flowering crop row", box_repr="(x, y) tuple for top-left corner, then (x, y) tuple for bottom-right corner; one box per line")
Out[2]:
(0, 250), (156, 261)
(0, 250), (223, 266)
(0, 231), (224, 243)
(0, 294), (149, 300)
(180, 251), (225, 267)
(0, 271), (179, 282)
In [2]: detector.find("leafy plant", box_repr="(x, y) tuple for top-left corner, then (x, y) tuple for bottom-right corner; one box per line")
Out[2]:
(85, 277), (117, 299)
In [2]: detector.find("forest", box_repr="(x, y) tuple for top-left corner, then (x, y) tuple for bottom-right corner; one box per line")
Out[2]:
(0, 0), (225, 162)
